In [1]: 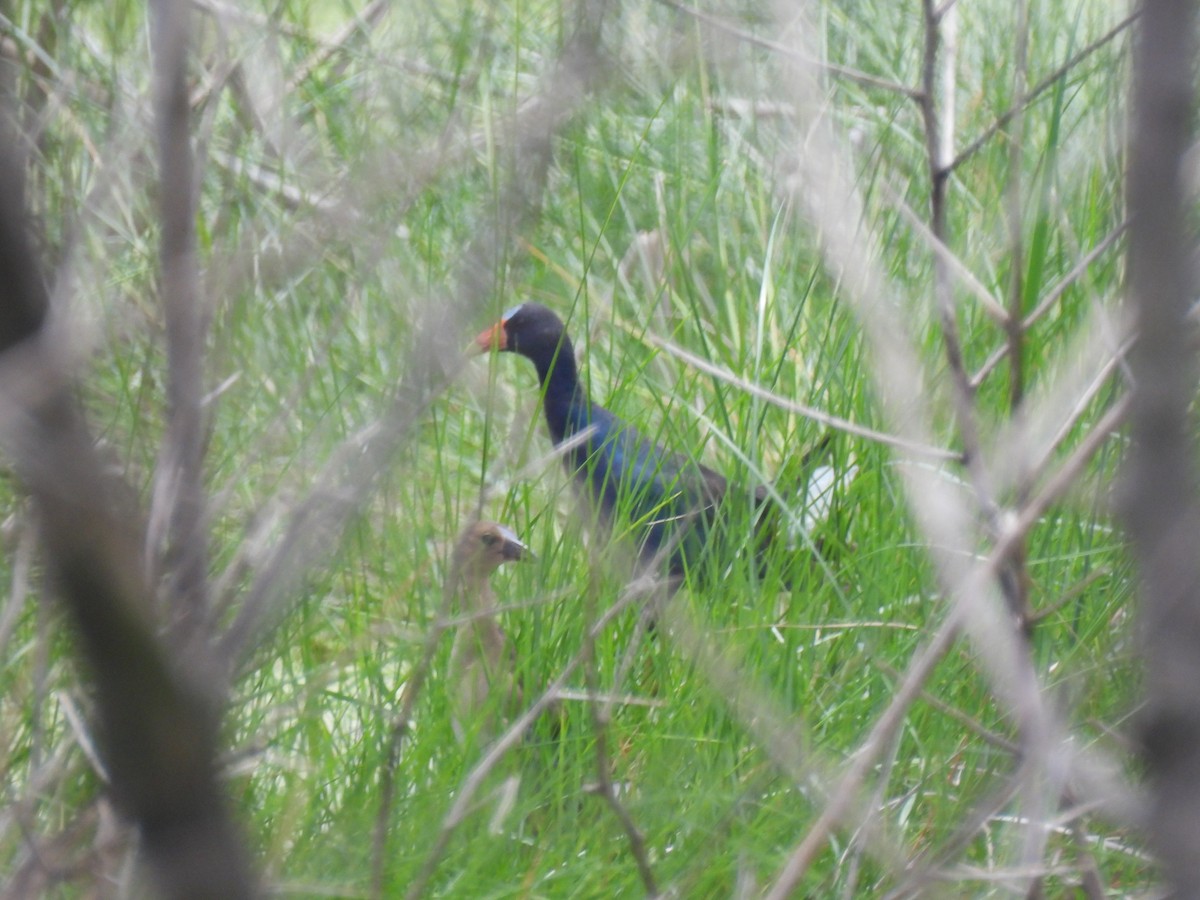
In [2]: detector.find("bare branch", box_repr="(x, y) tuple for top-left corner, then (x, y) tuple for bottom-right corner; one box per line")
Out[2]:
(147, 0), (213, 649)
(1026, 566), (1113, 628)
(1121, 0), (1200, 890)
(970, 223), (1129, 390)
(923, 0), (1035, 633)
(944, 12), (1138, 177)
(877, 662), (1019, 754)
(664, 599), (917, 880)
(581, 573), (660, 897)
(886, 187), (1009, 324)
(0, 511), (34, 655)
(885, 765), (1023, 899)
(643, 332), (958, 461)
(215, 410), (424, 675)
(758, 5), (1133, 888)
(0, 116), (256, 899)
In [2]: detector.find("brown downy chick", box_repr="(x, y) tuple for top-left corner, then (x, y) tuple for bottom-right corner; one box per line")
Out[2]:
(446, 520), (527, 743)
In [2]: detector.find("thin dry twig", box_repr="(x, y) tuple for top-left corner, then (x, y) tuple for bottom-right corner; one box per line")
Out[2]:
(1004, 0), (1030, 412)
(1068, 816), (1109, 900)
(998, 395), (1130, 595)
(765, 608), (967, 899)
(877, 662), (1018, 754)
(653, 0), (924, 100)
(642, 332), (957, 461)
(944, 12), (1138, 177)
(840, 725), (905, 900)
(885, 186), (1009, 325)
(993, 336), (1132, 520)
(970, 223), (1129, 391)
(664, 596), (923, 882)
(16, 1), (67, 154)
(285, 0), (391, 92)
(1024, 224), (1130, 331)
(189, 0), (314, 42)
(581, 573), (660, 897)
(3, 799), (125, 900)
(1025, 566), (1112, 628)
(933, 0), (962, 18)
(783, 388), (1131, 897)
(886, 766), (1025, 899)
(214, 366), (456, 676)
(192, 0), (602, 336)
(0, 511), (34, 655)
(1008, 388), (1131, 546)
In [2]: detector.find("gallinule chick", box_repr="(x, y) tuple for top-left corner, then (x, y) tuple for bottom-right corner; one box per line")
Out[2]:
(475, 302), (778, 582)
(446, 520), (527, 743)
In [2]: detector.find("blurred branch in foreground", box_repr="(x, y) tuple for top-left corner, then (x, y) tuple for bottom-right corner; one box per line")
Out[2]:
(0, 79), (257, 900)
(1121, 0), (1200, 892)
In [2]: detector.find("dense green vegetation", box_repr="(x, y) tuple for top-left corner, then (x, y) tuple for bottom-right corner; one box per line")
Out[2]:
(2, 0), (1142, 895)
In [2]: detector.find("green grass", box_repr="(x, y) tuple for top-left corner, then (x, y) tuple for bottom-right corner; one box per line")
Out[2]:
(0, 0), (1145, 896)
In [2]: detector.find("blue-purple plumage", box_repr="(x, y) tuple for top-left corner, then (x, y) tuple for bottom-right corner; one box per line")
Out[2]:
(477, 302), (774, 578)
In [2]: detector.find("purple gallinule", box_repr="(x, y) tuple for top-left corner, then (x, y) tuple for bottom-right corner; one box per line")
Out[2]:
(475, 303), (779, 582)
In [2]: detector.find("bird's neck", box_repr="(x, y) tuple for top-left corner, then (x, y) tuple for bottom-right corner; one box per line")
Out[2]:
(533, 339), (588, 444)
(455, 575), (496, 613)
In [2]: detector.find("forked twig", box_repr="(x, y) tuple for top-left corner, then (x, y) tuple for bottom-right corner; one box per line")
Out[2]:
(944, 13), (1138, 176)
(759, 8), (1138, 886)
(920, 0), (1033, 636)
(147, 0), (214, 650)
(581, 573), (660, 897)
(970, 223), (1129, 390)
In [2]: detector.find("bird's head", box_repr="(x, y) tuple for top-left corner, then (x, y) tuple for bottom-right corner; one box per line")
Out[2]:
(452, 519), (528, 578)
(473, 302), (569, 361)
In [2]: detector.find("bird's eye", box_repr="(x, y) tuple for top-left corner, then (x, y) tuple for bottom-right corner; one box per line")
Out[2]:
(480, 532), (498, 546)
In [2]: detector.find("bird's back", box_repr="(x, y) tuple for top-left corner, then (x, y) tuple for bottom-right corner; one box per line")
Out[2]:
(560, 399), (729, 572)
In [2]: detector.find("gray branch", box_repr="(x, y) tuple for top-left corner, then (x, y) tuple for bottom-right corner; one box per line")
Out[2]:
(1121, 0), (1200, 892)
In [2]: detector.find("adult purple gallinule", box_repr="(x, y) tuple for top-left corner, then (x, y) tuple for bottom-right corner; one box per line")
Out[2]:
(475, 303), (779, 582)
(446, 520), (527, 742)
